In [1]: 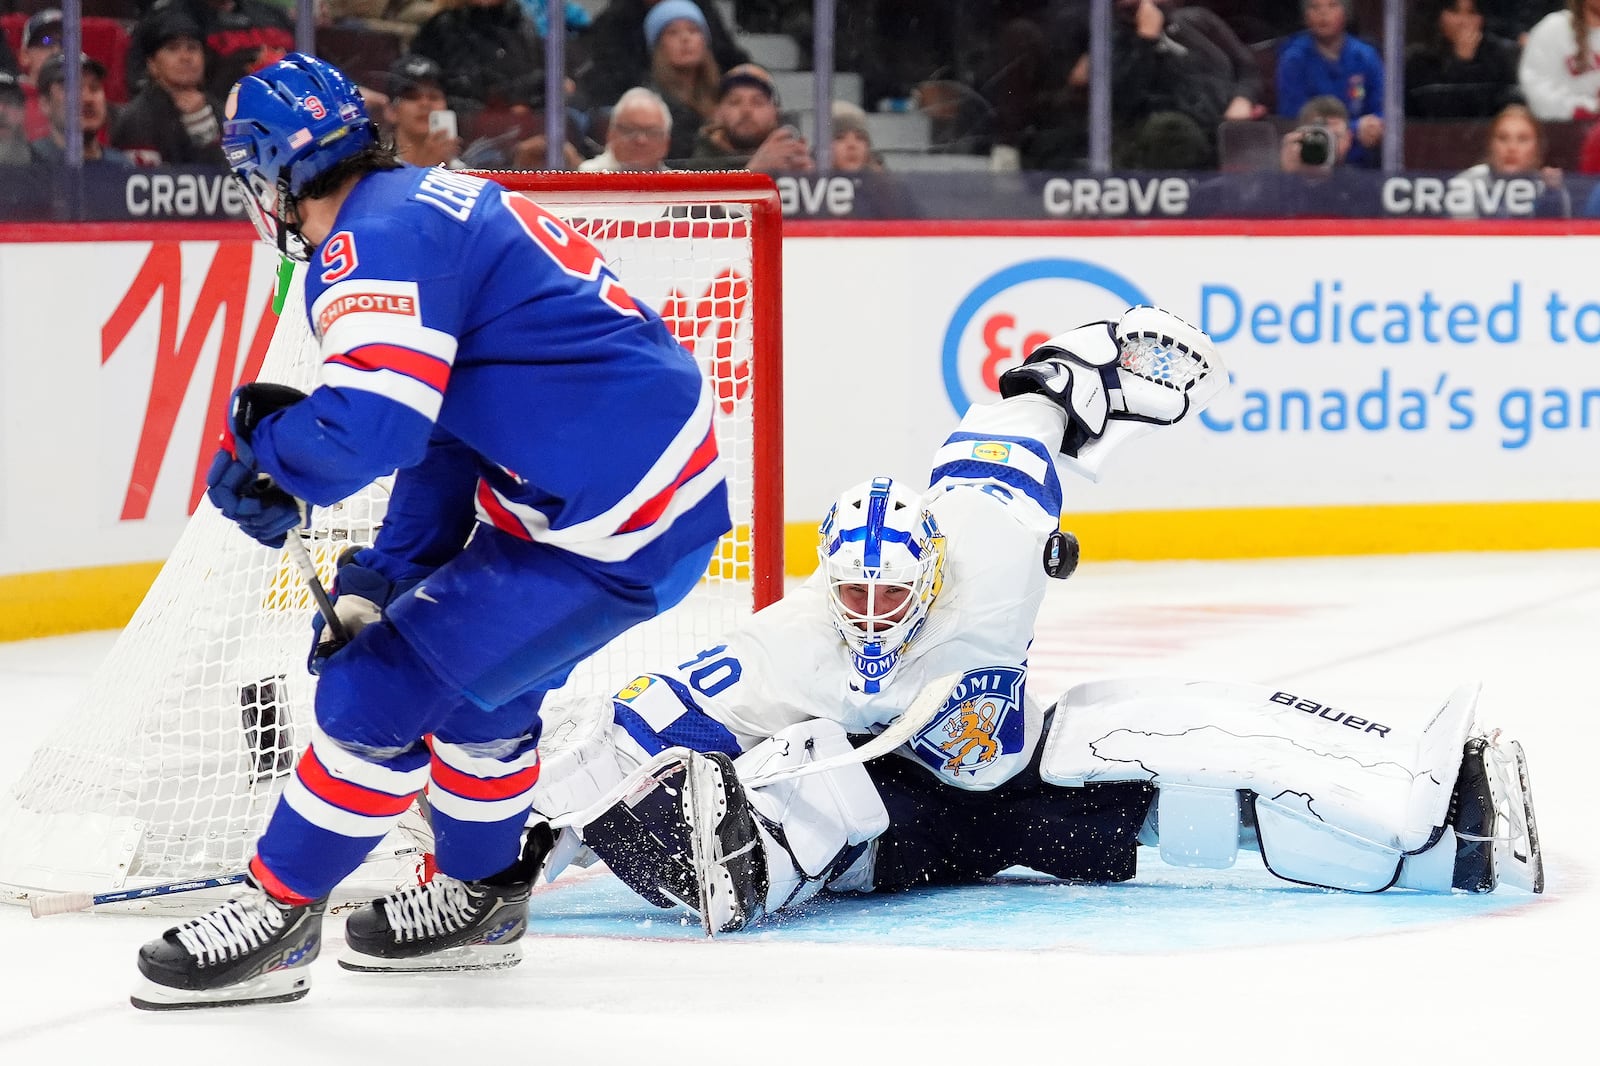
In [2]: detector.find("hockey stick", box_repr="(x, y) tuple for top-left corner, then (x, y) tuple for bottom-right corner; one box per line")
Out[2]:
(28, 874), (248, 918)
(284, 507), (349, 647)
(28, 844), (428, 918)
(549, 671), (961, 831)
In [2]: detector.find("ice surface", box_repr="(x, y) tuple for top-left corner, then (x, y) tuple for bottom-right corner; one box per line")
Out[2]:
(0, 553), (1591, 1062)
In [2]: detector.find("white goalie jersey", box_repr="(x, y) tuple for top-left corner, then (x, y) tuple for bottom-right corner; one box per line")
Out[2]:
(584, 396), (1070, 793)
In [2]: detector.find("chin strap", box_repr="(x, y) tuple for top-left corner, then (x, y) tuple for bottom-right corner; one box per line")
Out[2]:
(276, 180), (312, 262)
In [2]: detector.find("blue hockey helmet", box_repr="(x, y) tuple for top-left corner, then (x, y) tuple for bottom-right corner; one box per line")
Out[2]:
(818, 476), (945, 690)
(222, 53), (377, 257)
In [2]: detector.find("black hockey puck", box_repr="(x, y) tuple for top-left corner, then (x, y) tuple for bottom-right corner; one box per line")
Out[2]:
(1043, 529), (1079, 579)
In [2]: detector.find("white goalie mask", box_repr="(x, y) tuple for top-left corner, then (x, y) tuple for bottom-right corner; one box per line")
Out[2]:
(818, 477), (945, 690)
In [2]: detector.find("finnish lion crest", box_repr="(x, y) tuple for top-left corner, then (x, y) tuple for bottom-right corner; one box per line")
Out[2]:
(911, 666), (1026, 779)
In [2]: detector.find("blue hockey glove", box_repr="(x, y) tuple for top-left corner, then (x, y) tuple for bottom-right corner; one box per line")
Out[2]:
(205, 383), (308, 549)
(308, 548), (422, 675)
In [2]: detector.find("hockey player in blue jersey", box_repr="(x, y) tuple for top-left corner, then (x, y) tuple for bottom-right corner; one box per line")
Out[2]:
(130, 53), (732, 1009)
(526, 305), (1543, 935)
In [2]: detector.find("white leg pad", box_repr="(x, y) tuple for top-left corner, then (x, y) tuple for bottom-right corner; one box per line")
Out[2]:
(528, 695), (631, 826)
(734, 719), (890, 913)
(1156, 785), (1241, 869)
(1397, 828), (1458, 892)
(1254, 795), (1404, 892)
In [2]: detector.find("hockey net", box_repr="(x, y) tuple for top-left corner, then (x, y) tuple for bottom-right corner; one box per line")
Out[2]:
(0, 172), (783, 910)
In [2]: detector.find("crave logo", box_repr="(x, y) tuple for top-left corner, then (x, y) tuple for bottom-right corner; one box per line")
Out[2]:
(941, 259), (1149, 414)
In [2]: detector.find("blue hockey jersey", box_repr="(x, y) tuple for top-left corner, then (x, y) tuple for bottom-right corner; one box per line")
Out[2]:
(250, 166), (730, 572)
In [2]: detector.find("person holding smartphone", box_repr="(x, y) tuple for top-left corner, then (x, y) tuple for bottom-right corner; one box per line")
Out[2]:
(384, 54), (463, 169)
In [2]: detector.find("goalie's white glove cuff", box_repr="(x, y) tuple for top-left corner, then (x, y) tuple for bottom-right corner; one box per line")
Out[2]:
(998, 323), (1119, 445)
(1029, 321), (1120, 368)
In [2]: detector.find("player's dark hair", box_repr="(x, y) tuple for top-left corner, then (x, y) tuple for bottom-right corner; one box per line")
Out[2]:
(297, 140), (403, 201)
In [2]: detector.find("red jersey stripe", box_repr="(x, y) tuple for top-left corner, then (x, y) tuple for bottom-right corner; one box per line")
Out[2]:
(249, 856), (319, 906)
(297, 746), (417, 818)
(429, 757), (541, 802)
(328, 343), (451, 393)
(475, 480), (534, 540)
(617, 426), (719, 534)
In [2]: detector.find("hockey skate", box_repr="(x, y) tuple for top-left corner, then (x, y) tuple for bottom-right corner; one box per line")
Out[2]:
(340, 875), (530, 971)
(339, 825), (549, 972)
(683, 751), (769, 935)
(1450, 733), (1544, 894)
(130, 877), (325, 1010)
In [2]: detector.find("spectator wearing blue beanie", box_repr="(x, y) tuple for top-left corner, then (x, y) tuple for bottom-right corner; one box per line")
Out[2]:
(645, 0), (718, 160)
(645, 0), (710, 51)
(578, 0), (749, 113)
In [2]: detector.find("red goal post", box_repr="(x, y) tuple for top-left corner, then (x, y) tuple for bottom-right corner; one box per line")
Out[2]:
(0, 170), (784, 909)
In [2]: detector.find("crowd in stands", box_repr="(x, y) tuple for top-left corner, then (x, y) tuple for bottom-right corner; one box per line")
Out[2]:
(4, 0), (1600, 212)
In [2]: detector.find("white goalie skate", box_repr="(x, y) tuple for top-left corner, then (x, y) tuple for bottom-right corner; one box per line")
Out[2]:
(1458, 731), (1544, 894)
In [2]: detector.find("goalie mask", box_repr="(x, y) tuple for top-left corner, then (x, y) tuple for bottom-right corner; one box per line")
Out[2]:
(222, 53), (377, 261)
(818, 477), (944, 691)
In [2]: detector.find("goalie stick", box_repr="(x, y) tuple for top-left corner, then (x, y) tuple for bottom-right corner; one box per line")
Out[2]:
(549, 671), (961, 831)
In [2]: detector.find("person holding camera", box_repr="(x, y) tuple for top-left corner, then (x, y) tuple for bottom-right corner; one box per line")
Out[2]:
(1280, 95), (1352, 173)
(1269, 94), (1371, 215)
(1276, 0), (1384, 168)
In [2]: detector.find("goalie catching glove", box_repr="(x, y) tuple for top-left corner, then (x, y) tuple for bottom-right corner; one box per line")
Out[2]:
(999, 305), (1227, 481)
(205, 383), (308, 548)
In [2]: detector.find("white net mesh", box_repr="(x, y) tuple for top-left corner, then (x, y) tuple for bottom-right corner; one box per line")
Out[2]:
(0, 179), (777, 907)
